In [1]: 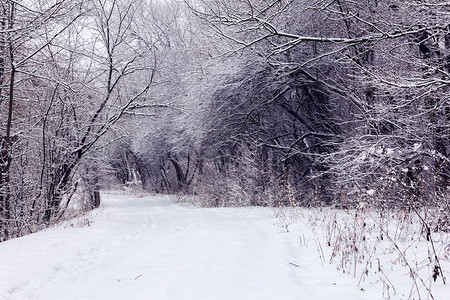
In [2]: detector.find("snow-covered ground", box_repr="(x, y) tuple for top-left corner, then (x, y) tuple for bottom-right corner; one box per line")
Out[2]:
(0, 192), (448, 300)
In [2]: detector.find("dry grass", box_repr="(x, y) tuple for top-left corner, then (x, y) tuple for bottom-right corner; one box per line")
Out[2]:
(275, 202), (450, 299)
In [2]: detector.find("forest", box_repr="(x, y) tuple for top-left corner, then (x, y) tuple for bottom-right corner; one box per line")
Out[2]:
(0, 0), (449, 242)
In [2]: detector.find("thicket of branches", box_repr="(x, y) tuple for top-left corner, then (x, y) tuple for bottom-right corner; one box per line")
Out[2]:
(119, 0), (448, 210)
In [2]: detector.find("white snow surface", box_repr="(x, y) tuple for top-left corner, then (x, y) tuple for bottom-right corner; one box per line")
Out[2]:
(0, 193), (448, 299)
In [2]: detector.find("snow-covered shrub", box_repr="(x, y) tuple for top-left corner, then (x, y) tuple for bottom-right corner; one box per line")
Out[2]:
(195, 141), (279, 207)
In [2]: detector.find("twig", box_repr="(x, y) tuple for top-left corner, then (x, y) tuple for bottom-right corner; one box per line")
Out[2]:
(410, 205), (446, 285)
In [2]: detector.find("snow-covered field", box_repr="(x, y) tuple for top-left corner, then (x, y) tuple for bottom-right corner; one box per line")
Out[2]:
(0, 192), (448, 300)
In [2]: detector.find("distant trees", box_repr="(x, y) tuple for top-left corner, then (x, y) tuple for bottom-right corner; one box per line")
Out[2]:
(105, 0), (216, 194)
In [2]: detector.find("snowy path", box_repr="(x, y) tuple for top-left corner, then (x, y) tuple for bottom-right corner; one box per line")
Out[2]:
(0, 193), (374, 300)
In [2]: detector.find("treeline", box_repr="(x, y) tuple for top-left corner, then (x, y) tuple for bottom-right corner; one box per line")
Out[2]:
(0, 0), (449, 241)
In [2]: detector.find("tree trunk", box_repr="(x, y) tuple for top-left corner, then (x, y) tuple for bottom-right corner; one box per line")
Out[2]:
(169, 157), (186, 191)
(0, 1), (16, 237)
